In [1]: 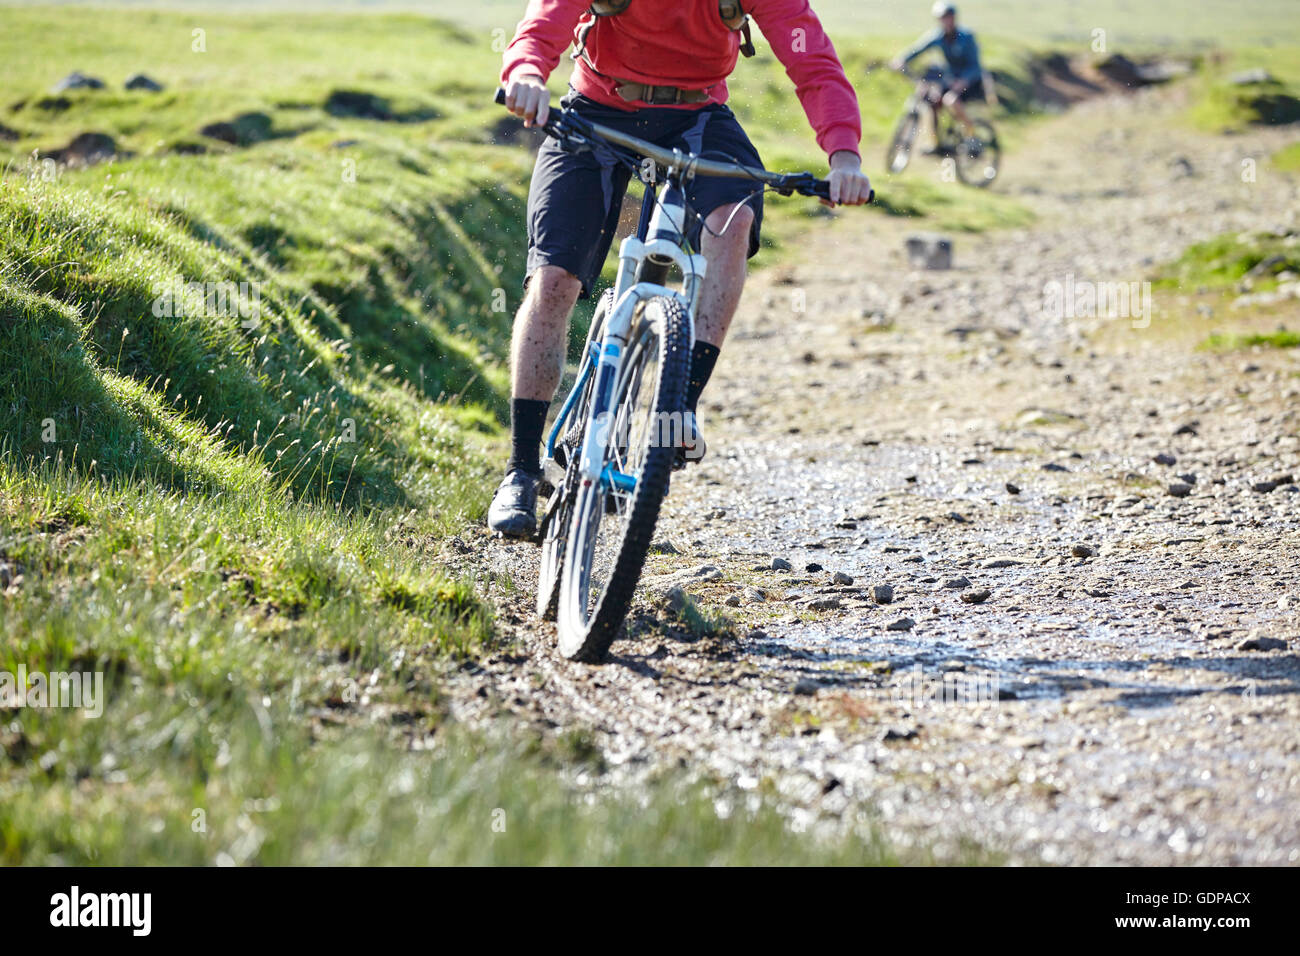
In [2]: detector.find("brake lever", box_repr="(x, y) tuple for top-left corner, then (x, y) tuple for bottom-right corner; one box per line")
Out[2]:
(772, 172), (815, 197)
(777, 173), (876, 206)
(495, 87), (593, 147)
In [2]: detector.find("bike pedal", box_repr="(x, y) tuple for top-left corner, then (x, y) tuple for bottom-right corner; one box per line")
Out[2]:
(542, 457), (566, 490)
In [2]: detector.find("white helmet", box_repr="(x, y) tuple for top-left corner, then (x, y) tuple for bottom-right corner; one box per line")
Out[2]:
(932, 2), (956, 17)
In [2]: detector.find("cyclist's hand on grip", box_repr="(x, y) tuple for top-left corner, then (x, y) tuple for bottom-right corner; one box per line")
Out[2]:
(825, 150), (873, 207)
(505, 73), (550, 128)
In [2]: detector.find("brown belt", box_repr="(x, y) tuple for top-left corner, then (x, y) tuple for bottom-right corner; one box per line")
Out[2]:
(613, 80), (710, 105)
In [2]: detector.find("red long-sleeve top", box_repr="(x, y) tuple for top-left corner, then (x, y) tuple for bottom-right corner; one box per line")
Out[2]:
(500, 0), (862, 158)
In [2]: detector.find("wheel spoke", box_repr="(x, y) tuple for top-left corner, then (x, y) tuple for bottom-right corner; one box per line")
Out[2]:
(555, 295), (692, 661)
(580, 319), (661, 621)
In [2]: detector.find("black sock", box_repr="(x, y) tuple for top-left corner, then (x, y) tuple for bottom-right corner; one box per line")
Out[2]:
(508, 398), (549, 476)
(685, 341), (721, 413)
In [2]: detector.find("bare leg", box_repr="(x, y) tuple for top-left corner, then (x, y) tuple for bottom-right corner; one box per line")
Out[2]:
(510, 265), (582, 401)
(694, 203), (755, 349)
(944, 91), (977, 136)
(490, 265), (581, 536)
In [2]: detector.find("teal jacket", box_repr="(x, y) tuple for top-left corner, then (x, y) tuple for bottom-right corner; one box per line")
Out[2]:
(901, 27), (982, 84)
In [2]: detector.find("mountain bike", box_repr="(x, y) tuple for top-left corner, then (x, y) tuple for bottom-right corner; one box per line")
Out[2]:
(494, 89), (871, 662)
(885, 65), (1000, 187)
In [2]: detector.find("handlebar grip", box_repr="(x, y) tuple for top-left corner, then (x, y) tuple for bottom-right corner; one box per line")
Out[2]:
(805, 180), (875, 205)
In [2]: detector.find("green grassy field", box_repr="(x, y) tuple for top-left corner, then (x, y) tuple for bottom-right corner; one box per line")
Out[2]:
(1156, 230), (1300, 292)
(1182, 44), (1300, 133)
(1, 1), (1290, 864)
(20, 0), (1299, 46)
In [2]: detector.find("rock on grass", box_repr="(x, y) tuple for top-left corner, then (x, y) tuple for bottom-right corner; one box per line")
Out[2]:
(39, 132), (118, 167)
(51, 71), (104, 93)
(125, 73), (164, 92)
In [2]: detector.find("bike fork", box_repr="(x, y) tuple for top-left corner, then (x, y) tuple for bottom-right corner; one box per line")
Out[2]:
(566, 176), (704, 501)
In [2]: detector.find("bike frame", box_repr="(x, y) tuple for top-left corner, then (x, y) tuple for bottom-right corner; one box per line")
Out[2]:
(494, 88), (848, 519)
(907, 70), (950, 132)
(544, 166), (706, 499)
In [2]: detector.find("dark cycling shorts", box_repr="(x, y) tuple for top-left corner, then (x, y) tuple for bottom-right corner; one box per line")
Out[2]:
(947, 77), (985, 103)
(525, 89), (765, 299)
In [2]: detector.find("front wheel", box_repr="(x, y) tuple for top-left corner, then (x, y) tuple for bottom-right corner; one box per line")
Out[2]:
(536, 291), (612, 621)
(954, 119), (1000, 187)
(886, 109), (920, 174)
(556, 295), (692, 662)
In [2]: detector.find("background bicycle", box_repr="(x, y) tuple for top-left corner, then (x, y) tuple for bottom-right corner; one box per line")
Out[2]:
(885, 65), (1001, 186)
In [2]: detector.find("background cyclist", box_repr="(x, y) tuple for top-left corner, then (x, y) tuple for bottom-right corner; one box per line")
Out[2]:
(890, 2), (986, 154)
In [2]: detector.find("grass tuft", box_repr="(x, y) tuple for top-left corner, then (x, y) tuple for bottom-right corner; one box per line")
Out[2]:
(1199, 329), (1300, 350)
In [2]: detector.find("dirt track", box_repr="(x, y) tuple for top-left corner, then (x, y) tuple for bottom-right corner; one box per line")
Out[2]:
(450, 84), (1300, 864)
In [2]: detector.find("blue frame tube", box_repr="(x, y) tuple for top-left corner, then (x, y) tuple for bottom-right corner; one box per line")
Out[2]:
(544, 341), (599, 459)
(601, 464), (637, 494)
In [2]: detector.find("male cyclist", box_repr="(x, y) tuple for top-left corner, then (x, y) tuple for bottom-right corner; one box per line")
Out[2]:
(488, 0), (873, 538)
(890, 2), (985, 153)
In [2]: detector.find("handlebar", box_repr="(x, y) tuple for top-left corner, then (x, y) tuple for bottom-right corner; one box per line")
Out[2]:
(895, 63), (946, 85)
(493, 88), (871, 205)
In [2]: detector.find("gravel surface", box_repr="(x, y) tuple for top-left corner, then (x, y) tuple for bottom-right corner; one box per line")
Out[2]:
(451, 86), (1300, 865)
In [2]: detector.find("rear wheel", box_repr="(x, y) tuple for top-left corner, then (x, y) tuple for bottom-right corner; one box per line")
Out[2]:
(954, 119), (1000, 187)
(556, 295), (691, 662)
(886, 108), (920, 174)
(536, 470), (576, 621)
